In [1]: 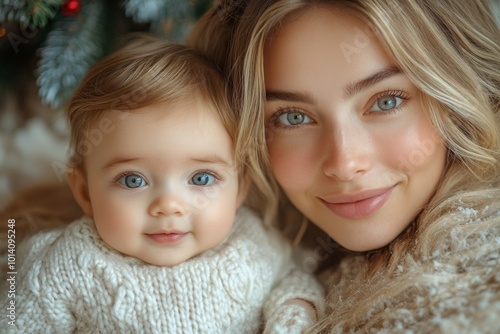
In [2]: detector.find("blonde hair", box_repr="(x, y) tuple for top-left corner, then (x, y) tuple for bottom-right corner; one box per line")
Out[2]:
(192, 0), (500, 267)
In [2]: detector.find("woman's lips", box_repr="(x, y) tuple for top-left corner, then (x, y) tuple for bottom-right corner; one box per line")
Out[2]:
(146, 232), (187, 244)
(320, 186), (394, 220)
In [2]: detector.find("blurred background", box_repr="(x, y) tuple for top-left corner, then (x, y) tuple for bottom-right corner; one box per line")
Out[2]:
(0, 0), (499, 209)
(0, 0), (212, 208)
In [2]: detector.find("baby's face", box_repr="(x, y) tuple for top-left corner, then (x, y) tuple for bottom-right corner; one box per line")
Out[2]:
(79, 100), (242, 266)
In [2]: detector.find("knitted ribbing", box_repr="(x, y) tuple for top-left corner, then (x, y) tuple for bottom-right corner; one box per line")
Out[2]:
(7, 206), (323, 334)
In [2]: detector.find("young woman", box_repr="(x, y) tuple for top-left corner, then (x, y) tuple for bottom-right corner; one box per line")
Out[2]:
(189, 0), (500, 332)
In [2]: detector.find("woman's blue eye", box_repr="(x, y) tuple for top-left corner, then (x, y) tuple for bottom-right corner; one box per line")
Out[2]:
(371, 96), (404, 111)
(277, 112), (311, 126)
(190, 172), (216, 186)
(119, 174), (146, 188)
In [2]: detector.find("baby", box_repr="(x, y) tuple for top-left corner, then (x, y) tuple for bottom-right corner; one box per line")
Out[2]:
(6, 35), (324, 333)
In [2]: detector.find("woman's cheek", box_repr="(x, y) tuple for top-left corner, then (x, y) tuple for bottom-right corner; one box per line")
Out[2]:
(391, 124), (444, 175)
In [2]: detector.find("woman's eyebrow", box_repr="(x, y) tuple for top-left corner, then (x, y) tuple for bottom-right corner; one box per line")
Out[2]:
(343, 66), (401, 99)
(266, 67), (401, 103)
(265, 90), (316, 104)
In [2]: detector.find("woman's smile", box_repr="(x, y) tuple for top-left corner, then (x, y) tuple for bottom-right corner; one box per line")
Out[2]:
(319, 186), (395, 220)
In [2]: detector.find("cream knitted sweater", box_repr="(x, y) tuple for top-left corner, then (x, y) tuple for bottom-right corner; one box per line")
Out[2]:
(7, 206), (324, 333)
(318, 201), (500, 333)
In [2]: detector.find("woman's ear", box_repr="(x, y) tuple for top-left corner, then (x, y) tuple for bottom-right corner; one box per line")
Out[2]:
(67, 167), (93, 217)
(236, 174), (251, 208)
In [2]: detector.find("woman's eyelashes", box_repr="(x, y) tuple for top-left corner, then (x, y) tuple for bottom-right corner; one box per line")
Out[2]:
(115, 172), (148, 189)
(267, 90), (411, 129)
(368, 90), (410, 115)
(268, 108), (313, 129)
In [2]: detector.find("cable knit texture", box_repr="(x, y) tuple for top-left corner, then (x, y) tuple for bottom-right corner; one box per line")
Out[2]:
(5, 206), (324, 334)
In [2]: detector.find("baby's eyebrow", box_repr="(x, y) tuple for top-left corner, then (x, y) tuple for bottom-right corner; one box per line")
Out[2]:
(103, 157), (142, 170)
(102, 155), (235, 170)
(190, 155), (234, 167)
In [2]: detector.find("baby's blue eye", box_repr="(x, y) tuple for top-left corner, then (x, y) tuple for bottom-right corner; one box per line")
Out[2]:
(119, 174), (146, 188)
(372, 96), (403, 111)
(277, 112), (312, 126)
(190, 172), (216, 186)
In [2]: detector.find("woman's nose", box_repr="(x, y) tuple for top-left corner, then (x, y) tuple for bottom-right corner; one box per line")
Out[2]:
(322, 123), (372, 181)
(148, 190), (187, 217)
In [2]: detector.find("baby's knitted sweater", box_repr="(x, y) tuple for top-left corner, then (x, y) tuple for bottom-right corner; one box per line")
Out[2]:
(7, 206), (324, 333)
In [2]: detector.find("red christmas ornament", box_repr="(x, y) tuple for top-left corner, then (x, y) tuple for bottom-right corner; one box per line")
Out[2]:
(62, 0), (81, 16)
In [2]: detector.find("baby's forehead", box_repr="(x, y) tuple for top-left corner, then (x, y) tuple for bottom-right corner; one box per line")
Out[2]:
(83, 101), (235, 156)
(101, 98), (228, 125)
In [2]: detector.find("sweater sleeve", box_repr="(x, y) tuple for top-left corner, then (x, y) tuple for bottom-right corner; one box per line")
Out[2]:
(264, 266), (325, 317)
(6, 228), (76, 333)
(231, 207), (326, 332)
(262, 247), (325, 333)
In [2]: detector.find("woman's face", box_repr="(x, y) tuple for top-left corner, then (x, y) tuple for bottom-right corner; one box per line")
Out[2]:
(264, 7), (447, 251)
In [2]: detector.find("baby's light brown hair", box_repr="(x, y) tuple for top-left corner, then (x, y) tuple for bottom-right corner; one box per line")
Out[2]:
(68, 34), (237, 172)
